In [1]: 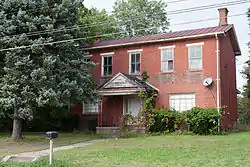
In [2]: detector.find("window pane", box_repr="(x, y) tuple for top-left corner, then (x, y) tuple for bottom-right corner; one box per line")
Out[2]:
(131, 54), (135, 63)
(108, 57), (112, 65)
(104, 57), (108, 65)
(168, 60), (173, 71)
(131, 64), (135, 73)
(84, 101), (99, 113)
(169, 94), (195, 112)
(189, 46), (202, 58)
(190, 58), (202, 69)
(195, 47), (202, 58)
(161, 62), (168, 72)
(136, 63), (140, 74)
(167, 50), (173, 60)
(136, 53), (140, 62)
(108, 66), (112, 75)
(104, 66), (108, 76)
(162, 50), (168, 61)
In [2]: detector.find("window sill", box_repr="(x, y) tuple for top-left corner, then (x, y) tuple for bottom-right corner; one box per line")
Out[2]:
(129, 73), (140, 76)
(101, 75), (112, 78)
(188, 69), (203, 72)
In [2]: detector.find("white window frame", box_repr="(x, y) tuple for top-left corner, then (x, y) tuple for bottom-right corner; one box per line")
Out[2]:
(82, 100), (99, 114)
(169, 93), (195, 112)
(159, 46), (175, 72)
(101, 53), (113, 77)
(187, 42), (204, 70)
(129, 50), (141, 75)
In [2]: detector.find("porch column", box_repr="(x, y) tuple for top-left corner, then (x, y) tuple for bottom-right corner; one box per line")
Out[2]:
(98, 97), (103, 127)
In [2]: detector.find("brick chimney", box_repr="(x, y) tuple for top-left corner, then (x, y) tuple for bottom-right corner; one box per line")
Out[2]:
(218, 8), (228, 26)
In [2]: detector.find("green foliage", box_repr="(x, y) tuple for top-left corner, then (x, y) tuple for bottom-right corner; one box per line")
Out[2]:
(0, 107), (80, 132)
(112, 0), (169, 38)
(78, 7), (119, 44)
(184, 107), (220, 135)
(238, 97), (250, 124)
(148, 108), (187, 133)
(147, 107), (220, 135)
(0, 0), (98, 137)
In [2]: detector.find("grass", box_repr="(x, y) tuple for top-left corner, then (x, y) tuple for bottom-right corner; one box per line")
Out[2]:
(2, 132), (250, 167)
(0, 132), (101, 157)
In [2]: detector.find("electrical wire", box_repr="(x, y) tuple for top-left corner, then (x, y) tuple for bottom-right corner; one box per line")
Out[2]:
(1, 0), (248, 39)
(0, 12), (246, 52)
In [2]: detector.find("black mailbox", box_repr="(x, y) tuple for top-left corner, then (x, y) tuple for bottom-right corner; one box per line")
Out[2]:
(46, 131), (58, 139)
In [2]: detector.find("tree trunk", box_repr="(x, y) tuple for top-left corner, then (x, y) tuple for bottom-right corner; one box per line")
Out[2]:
(11, 119), (23, 140)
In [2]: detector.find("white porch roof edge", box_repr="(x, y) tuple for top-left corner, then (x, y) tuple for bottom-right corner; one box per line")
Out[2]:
(98, 90), (139, 96)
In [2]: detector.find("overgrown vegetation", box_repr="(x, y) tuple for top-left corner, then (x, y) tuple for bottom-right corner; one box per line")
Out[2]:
(148, 107), (220, 135)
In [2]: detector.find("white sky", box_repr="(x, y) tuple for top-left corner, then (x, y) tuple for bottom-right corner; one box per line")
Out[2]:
(83, 0), (250, 91)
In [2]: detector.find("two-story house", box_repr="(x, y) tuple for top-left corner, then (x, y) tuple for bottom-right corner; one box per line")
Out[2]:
(72, 8), (241, 132)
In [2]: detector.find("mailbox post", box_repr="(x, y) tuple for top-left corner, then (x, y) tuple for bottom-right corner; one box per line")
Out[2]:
(46, 131), (58, 166)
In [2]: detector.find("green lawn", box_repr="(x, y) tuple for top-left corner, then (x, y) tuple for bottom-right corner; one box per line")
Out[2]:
(0, 132), (100, 157)
(2, 132), (250, 167)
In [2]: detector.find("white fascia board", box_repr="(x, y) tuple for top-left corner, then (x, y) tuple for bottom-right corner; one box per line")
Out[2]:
(100, 52), (114, 56)
(158, 45), (176, 50)
(186, 42), (204, 47)
(127, 49), (143, 53)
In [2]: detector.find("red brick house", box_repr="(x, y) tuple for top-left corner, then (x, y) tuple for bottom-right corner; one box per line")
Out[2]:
(72, 8), (241, 132)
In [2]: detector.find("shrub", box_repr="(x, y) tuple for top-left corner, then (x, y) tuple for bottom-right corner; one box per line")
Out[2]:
(147, 107), (220, 135)
(148, 108), (187, 133)
(184, 107), (220, 135)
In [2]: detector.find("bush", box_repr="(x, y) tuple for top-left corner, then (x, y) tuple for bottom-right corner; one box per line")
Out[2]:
(147, 107), (220, 135)
(184, 107), (220, 135)
(148, 108), (187, 133)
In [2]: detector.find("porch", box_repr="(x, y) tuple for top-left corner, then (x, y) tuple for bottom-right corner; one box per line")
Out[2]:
(96, 72), (158, 137)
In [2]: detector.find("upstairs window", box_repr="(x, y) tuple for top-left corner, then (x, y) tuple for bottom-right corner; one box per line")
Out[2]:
(128, 49), (142, 74)
(101, 52), (113, 76)
(159, 46), (175, 72)
(187, 43), (203, 70)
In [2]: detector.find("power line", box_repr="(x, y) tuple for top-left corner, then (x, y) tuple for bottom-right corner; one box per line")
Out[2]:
(1, 0), (248, 39)
(0, 12), (245, 52)
(1, 0), (189, 17)
(5, 12), (247, 40)
(167, 0), (189, 3)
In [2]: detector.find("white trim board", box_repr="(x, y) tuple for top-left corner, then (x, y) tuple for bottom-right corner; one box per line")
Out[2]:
(100, 52), (114, 56)
(158, 45), (176, 49)
(127, 49), (143, 53)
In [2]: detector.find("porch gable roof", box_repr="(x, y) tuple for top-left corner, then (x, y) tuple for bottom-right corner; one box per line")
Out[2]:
(97, 72), (158, 96)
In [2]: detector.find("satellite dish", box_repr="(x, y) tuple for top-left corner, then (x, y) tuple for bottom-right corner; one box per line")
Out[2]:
(203, 77), (213, 87)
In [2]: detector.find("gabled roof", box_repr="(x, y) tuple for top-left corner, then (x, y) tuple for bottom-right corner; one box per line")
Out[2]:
(97, 72), (158, 96)
(81, 24), (240, 56)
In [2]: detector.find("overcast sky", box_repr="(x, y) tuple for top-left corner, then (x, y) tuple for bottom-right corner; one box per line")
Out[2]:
(84, 0), (250, 90)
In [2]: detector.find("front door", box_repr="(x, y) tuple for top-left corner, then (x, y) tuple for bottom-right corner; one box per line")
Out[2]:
(123, 96), (143, 117)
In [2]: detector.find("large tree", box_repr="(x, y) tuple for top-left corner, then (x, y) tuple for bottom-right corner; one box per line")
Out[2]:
(78, 7), (119, 43)
(112, 0), (169, 38)
(0, 0), (97, 140)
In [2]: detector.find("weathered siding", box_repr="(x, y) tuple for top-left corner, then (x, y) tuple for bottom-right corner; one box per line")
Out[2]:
(219, 30), (238, 129)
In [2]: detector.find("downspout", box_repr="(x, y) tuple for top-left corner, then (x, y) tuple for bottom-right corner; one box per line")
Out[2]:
(215, 33), (221, 132)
